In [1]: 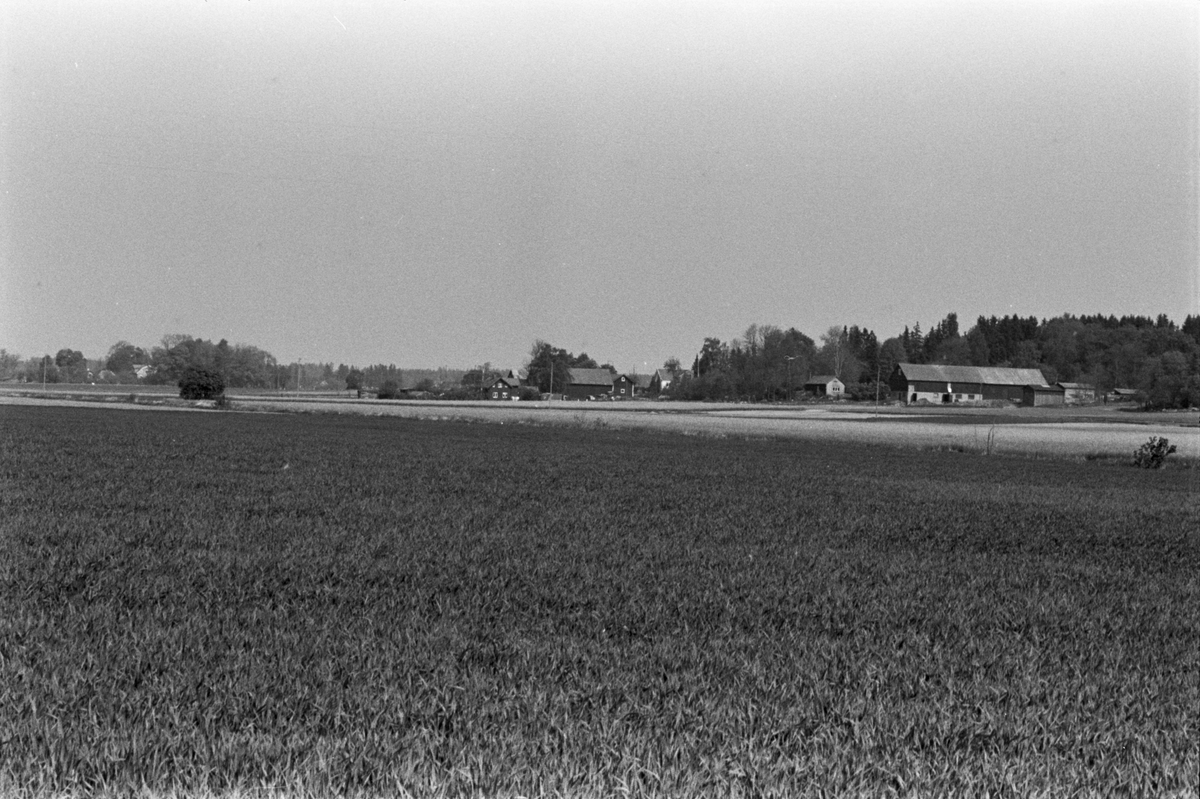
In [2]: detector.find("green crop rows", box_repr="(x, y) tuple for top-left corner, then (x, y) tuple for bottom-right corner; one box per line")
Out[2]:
(1, 406), (1197, 797)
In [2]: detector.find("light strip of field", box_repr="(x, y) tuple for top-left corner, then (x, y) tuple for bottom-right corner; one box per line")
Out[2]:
(230, 397), (1199, 460)
(4, 393), (1196, 460)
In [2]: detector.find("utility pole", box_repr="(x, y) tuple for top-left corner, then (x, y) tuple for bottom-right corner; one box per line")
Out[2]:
(875, 344), (882, 415)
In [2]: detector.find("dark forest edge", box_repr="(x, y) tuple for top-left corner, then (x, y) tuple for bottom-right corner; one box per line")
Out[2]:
(3, 312), (1198, 409)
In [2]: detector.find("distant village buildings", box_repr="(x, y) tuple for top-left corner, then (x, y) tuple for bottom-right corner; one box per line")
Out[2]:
(466, 360), (1108, 406)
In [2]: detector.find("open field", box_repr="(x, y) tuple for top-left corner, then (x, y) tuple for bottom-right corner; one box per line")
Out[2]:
(1, 405), (1197, 797)
(2, 385), (1197, 462)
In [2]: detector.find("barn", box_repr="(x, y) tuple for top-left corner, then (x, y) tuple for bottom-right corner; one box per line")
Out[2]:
(565, 368), (615, 400)
(888, 363), (1050, 404)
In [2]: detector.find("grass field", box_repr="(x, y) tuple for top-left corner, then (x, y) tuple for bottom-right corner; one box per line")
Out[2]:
(1, 405), (1197, 797)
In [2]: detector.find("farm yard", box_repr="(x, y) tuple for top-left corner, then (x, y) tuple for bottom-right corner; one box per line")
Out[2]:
(1, 403), (1197, 797)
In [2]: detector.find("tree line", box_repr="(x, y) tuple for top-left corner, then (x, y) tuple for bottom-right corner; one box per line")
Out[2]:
(667, 313), (1200, 408)
(3, 312), (1198, 408)
(0, 336), (439, 394)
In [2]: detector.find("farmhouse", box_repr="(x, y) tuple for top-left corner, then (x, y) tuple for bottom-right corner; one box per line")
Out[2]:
(485, 375), (521, 401)
(1057, 382), (1097, 404)
(650, 368), (680, 394)
(611, 374), (638, 400)
(888, 363), (1050, 404)
(565, 368), (615, 401)
(804, 376), (845, 397)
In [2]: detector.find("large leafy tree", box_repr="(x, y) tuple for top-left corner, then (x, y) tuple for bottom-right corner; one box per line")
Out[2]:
(105, 341), (148, 377)
(54, 349), (88, 383)
(526, 340), (589, 394)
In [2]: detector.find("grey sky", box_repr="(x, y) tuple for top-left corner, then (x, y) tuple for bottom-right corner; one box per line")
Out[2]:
(2, 0), (1196, 371)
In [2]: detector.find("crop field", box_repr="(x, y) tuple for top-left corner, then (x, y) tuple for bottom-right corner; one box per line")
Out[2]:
(1, 405), (1198, 797)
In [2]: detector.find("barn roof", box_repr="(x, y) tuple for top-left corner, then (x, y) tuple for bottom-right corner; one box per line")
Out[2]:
(568, 368), (615, 387)
(1057, 382), (1094, 389)
(633, 374), (653, 389)
(894, 363), (1048, 387)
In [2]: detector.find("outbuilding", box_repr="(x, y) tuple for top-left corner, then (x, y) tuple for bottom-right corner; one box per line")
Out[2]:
(1022, 384), (1066, 407)
(1057, 382), (1096, 404)
(564, 368), (615, 401)
(804, 376), (845, 397)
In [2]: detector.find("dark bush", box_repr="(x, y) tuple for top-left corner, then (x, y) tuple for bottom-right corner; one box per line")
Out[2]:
(178, 368), (225, 400)
(519, 386), (541, 401)
(1132, 436), (1176, 469)
(377, 380), (402, 400)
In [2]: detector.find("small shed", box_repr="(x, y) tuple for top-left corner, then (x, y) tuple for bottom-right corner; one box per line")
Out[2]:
(804, 376), (845, 397)
(1106, 388), (1139, 403)
(1057, 382), (1097, 404)
(1022, 384), (1065, 407)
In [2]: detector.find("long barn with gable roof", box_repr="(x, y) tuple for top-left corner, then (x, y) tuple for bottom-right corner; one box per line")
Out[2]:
(887, 363), (1051, 404)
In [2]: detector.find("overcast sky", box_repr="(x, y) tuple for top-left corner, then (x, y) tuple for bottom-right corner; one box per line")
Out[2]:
(2, 0), (1196, 371)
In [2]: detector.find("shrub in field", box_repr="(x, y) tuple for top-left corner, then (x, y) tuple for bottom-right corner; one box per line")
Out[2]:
(1132, 436), (1176, 468)
(377, 379), (402, 399)
(177, 367), (225, 400)
(518, 386), (541, 401)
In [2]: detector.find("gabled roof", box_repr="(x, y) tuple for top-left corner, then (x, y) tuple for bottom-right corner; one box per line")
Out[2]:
(1057, 382), (1094, 389)
(568, 368), (615, 387)
(488, 376), (521, 389)
(893, 363), (1048, 387)
(655, 368), (675, 382)
(805, 375), (843, 385)
(634, 374), (653, 389)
